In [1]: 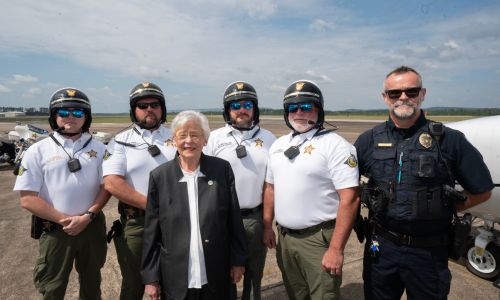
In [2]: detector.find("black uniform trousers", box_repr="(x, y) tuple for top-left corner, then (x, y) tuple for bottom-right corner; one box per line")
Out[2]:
(363, 235), (451, 300)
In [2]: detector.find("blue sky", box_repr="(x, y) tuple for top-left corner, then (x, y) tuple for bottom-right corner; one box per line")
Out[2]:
(0, 0), (499, 113)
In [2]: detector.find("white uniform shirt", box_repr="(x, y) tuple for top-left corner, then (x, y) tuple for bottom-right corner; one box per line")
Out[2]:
(13, 132), (106, 215)
(266, 129), (359, 229)
(180, 167), (208, 288)
(205, 124), (276, 209)
(103, 125), (177, 195)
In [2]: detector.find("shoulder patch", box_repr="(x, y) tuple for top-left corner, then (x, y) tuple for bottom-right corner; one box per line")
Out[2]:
(103, 150), (112, 160)
(344, 154), (358, 168)
(18, 165), (27, 176)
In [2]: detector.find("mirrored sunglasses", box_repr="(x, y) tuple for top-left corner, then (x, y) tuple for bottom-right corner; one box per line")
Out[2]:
(57, 109), (85, 118)
(287, 103), (314, 113)
(136, 102), (161, 110)
(384, 87), (422, 100)
(230, 101), (254, 110)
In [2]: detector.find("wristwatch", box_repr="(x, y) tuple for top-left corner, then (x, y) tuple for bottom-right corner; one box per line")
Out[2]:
(85, 211), (97, 221)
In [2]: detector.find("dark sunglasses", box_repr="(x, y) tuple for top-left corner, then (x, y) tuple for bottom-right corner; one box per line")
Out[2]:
(287, 103), (314, 113)
(230, 101), (254, 110)
(136, 102), (161, 110)
(384, 87), (422, 100)
(57, 109), (85, 118)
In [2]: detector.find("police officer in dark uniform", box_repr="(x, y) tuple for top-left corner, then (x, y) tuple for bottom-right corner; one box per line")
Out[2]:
(355, 66), (494, 299)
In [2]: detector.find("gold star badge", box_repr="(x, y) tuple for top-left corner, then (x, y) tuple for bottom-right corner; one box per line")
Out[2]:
(142, 82), (150, 88)
(296, 82), (305, 90)
(255, 138), (263, 147)
(304, 144), (315, 155)
(236, 82), (244, 90)
(66, 89), (76, 97)
(419, 133), (433, 149)
(87, 149), (97, 158)
(164, 139), (174, 147)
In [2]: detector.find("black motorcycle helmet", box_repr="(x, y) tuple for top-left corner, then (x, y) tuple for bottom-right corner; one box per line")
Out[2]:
(48, 87), (92, 132)
(283, 80), (324, 130)
(129, 82), (166, 127)
(223, 81), (260, 129)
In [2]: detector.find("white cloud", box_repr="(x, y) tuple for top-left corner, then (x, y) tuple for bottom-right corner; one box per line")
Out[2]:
(309, 19), (335, 32)
(444, 40), (460, 50)
(13, 74), (38, 83)
(22, 87), (41, 97)
(0, 84), (11, 93)
(0, 1), (499, 110)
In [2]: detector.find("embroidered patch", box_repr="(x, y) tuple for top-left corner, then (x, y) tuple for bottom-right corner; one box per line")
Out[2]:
(303, 144), (315, 155)
(344, 154), (358, 168)
(18, 165), (27, 176)
(103, 150), (111, 160)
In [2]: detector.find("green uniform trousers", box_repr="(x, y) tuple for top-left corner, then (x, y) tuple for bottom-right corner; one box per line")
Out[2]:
(113, 216), (145, 300)
(276, 226), (341, 300)
(33, 212), (107, 300)
(240, 210), (267, 300)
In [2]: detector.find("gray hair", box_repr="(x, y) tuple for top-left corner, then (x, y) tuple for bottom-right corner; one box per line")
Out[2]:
(170, 110), (211, 140)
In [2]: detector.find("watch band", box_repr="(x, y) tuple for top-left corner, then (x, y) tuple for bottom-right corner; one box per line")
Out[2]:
(85, 211), (97, 221)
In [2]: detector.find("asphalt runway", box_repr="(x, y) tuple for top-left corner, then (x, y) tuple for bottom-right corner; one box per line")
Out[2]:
(0, 118), (498, 299)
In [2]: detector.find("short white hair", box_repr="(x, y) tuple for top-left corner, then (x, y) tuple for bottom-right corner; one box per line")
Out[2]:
(170, 110), (210, 140)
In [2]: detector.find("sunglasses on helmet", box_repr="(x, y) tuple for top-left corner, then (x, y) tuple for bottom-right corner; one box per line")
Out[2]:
(56, 109), (85, 118)
(230, 101), (254, 110)
(384, 87), (422, 100)
(136, 102), (161, 110)
(287, 103), (314, 113)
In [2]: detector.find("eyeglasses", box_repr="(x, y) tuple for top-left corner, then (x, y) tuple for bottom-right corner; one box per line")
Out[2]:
(230, 101), (254, 110)
(287, 103), (314, 113)
(384, 87), (422, 100)
(136, 102), (161, 110)
(175, 132), (203, 141)
(56, 109), (85, 118)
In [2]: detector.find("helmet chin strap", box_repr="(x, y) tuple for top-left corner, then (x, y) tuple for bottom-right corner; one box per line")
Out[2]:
(56, 127), (82, 137)
(136, 120), (161, 130)
(230, 121), (255, 131)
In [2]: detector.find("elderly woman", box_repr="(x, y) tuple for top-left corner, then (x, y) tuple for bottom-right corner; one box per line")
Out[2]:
(141, 110), (247, 300)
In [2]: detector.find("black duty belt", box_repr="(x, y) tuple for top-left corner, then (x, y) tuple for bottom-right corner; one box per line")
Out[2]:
(279, 219), (336, 235)
(374, 224), (448, 247)
(240, 204), (262, 217)
(118, 202), (145, 220)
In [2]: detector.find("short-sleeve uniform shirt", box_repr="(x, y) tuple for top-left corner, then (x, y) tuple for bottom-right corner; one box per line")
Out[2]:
(13, 132), (106, 215)
(103, 125), (177, 195)
(205, 124), (276, 209)
(266, 129), (359, 229)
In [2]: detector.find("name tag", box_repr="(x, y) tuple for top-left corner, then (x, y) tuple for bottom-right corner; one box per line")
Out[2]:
(377, 143), (393, 148)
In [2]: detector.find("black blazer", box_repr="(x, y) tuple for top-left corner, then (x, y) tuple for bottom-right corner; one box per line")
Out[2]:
(141, 153), (247, 300)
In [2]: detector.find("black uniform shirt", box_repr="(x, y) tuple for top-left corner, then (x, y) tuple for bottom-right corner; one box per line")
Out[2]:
(355, 111), (494, 234)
